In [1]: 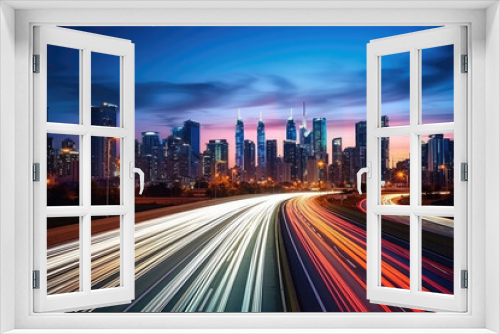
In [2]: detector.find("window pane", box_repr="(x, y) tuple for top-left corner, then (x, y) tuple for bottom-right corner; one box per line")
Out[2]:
(421, 134), (454, 206)
(47, 217), (80, 295)
(381, 52), (410, 127)
(381, 215), (410, 290)
(91, 137), (121, 205)
(91, 215), (121, 290)
(380, 136), (410, 205)
(47, 134), (80, 206)
(421, 45), (454, 124)
(91, 52), (120, 127)
(47, 45), (80, 124)
(421, 216), (454, 294)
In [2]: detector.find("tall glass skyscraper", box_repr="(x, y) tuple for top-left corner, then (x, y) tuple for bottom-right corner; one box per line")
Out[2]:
(266, 139), (278, 180)
(207, 139), (229, 175)
(355, 121), (367, 170)
(283, 140), (297, 180)
(299, 103), (308, 145)
(141, 131), (161, 156)
(244, 139), (256, 180)
(235, 109), (244, 169)
(380, 115), (390, 181)
(312, 118), (327, 157)
(141, 131), (162, 182)
(183, 119), (200, 178)
(183, 120), (200, 155)
(257, 112), (266, 170)
(331, 137), (343, 185)
(91, 103), (117, 178)
(286, 109), (297, 142)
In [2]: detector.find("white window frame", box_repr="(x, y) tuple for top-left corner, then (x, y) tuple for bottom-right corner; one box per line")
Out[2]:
(32, 26), (136, 312)
(0, 2), (498, 333)
(365, 26), (467, 312)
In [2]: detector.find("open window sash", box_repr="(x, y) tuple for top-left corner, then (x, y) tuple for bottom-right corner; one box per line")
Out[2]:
(33, 26), (135, 312)
(366, 26), (467, 312)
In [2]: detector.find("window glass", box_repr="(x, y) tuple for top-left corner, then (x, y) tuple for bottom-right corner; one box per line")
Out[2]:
(421, 45), (454, 124)
(47, 45), (80, 124)
(47, 217), (80, 295)
(47, 134), (80, 206)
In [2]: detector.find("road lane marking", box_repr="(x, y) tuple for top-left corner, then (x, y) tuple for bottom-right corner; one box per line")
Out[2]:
(198, 288), (214, 311)
(281, 209), (327, 312)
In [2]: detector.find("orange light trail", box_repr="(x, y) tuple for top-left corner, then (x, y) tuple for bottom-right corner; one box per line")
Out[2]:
(282, 195), (452, 312)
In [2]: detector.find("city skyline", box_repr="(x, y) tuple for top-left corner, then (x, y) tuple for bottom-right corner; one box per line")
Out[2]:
(47, 26), (454, 166)
(45, 26), (456, 313)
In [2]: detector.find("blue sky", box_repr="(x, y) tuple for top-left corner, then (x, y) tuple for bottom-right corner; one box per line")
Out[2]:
(48, 26), (453, 163)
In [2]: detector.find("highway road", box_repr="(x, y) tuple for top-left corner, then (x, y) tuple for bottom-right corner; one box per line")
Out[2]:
(281, 195), (453, 312)
(48, 193), (310, 312)
(46, 192), (453, 312)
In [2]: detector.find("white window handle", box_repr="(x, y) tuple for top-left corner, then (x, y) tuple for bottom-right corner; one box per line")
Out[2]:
(357, 163), (371, 194)
(129, 162), (144, 195)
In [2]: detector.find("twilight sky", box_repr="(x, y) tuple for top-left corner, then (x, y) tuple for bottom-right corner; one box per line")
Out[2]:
(47, 26), (454, 166)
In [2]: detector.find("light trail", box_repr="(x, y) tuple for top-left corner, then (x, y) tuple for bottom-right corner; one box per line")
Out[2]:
(47, 191), (453, 312)
(47, 193), (308, 311)
(281, 195), (454, 311)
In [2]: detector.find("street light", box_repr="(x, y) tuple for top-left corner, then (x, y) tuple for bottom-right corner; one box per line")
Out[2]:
(439, 164), (449, 189)
(214, 173), (220, 198)
(397, 171), (408, 188)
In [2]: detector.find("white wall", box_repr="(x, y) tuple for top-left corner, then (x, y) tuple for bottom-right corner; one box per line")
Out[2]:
(0, 2), (16, 333)
(3, 4), (497, 332)
(485, 2), (500, 333)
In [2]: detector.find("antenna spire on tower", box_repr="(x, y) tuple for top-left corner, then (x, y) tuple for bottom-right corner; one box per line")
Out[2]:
(289, 108), (293, 120)
(302, 102), (307, 127)
(238, 108), (242, 120)
(259, 111), (262, 122)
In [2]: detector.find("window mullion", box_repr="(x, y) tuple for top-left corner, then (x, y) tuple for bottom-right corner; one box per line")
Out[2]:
(409, 47), (420, 293)
(82, 48), (92, 294)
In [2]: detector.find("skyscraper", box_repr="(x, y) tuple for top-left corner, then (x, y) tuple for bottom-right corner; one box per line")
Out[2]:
(172, 126), (184, 139)
(296, 145), (308, 182)
(207, 139), (229, 176)
(235, 109), (244, 169)
(141, 131), (161, 156)
(47, 137), (56, 176)
(134, 139), (141, 158)
(380, 115), (390, 182)
(165, 135), (183, 180)
(331, 138), (343, 185)
(266, 140), (278, 181)
(426, 134), (453, 187)
(257, 112), (266, 177)
(141, 131), (163, 182)
(342, 147), (356, 186)
(244, 140), (256, 181)
(178, 144), (192, 179)
(286, 109), (297, 142)
(283, 140), (297, 181)
(183, 120), (200, 155)
(312, 118), (327, 159)
(307, 156), (318, 183)
(183, 119), (200, 178)
(299, 103), (308, 145)
(56, 138), (79, 185)
(299, 103), (312, 157)
(202, 149), (213, 180)
(91, 102), (117, 127)
(91, 103), (117, 179)
(355, 121), (367, 170)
